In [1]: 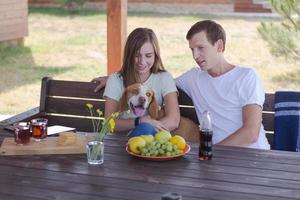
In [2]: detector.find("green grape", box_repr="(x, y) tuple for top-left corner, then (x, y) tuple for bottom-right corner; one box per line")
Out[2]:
(141, 148), (147, 154)
(171, 152), (176, 156)
(149, 150), (155, 155)
(152, 146), (157, 151)
(166, 145), (173, 152)
(153, 150), (159, 156)
(138, 146), (144, 151)
(166, 152), (171, 157)
(146, 153), (151, 157)
(172, 144), (178, 151)
(156, 143), (161, 148)
(161, 144), (167, 150)
(143, 147), (149, 153)
(158, 140), (164, 145)
(159, 149), (165, 155)
(176, 149), (183, 155)
(138, 146), (143, 152)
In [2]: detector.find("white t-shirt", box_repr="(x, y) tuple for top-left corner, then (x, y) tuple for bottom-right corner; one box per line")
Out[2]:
(103, 71), (177, 116)
(176, 66), (270, 149)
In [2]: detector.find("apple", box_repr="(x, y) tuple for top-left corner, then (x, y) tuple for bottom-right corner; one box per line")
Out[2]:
(155, 130), (172, 142)
(140, 134), (154, 144)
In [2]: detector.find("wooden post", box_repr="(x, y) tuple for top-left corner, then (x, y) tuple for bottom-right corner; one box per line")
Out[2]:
(107, 0), (127, 75)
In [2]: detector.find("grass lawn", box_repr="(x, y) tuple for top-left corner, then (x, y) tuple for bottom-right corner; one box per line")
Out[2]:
(0, 7), (299, 115)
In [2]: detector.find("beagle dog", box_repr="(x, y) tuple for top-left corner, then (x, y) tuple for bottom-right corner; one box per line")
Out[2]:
(119, 83), (199, 142)
(119, 83), (163, 119)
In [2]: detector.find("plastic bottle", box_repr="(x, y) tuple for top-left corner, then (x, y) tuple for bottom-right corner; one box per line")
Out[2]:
(199, 111), (213, 160)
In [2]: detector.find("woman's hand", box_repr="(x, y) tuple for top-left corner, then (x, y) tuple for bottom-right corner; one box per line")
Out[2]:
(140, 115), (168, 132)
(92, 76), (108, 92)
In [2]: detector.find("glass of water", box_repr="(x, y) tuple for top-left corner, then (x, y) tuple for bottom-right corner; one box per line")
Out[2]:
(86, 140), (104, 165)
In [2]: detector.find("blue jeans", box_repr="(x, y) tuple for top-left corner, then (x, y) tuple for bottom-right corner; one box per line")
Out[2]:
(127, 122), (156, 138)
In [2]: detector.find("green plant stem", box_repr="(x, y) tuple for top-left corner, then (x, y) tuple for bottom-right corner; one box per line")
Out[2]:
(91, 142), (101, 161)
(87, 108), (96, 132)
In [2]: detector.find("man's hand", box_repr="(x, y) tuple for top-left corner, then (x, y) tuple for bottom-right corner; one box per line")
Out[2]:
(92, 76), (108, 92)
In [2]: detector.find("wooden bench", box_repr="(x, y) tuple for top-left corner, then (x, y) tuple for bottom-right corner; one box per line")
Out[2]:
(0, 77), (275, 145)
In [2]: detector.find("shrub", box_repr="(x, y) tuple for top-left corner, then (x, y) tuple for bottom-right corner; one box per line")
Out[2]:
(257, 0), (300, 60)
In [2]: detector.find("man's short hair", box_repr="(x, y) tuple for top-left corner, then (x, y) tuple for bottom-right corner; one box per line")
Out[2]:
(186, 20), (226, 51)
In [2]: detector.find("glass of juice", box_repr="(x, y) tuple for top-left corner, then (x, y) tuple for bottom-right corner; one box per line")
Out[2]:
(31, 118), (48, 141)
(14, 122), (31, 145)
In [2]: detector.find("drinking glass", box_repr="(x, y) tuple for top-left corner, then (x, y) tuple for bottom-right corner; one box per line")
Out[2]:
(14, 122), (31, 145)
(31, 118), (48, 141)
(86, 141), (104, 165)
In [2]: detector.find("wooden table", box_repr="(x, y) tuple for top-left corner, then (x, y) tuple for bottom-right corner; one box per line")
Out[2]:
(0, 131), (299, 200)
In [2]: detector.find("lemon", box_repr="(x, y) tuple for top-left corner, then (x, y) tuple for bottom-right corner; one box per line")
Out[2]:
(170, 135), (186, 150)
(155, 130), (172, 141)
(140, 134), (154, 144)
(128, 137), (146, 154)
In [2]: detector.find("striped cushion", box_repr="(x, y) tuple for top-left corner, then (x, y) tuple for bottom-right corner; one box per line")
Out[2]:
(273, 91), (300, 151)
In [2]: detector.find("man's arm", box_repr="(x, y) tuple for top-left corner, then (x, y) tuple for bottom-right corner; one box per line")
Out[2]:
(92, 76), (108, 92)
(158, 92), (180, 131)
(216, 104), (262, 147)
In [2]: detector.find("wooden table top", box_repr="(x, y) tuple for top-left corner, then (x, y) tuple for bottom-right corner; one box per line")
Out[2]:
(0, 131), (299, 200)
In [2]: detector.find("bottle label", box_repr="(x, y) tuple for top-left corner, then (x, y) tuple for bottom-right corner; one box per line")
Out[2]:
(199, 130), (213, 160)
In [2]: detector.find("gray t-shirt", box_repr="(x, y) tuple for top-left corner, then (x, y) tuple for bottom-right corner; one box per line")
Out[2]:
(104, 71), (177, 107)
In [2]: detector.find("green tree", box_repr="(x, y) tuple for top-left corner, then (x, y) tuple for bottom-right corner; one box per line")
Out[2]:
(257, 0), (300, 60)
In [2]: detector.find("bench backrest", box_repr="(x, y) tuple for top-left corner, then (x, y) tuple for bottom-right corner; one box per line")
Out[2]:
(40, 77), (275, 144)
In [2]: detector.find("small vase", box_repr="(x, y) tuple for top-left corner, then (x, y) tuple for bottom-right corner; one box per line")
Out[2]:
(86, 140), (104, 165)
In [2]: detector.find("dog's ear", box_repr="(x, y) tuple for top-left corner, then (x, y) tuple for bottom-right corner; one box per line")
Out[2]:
(119, 90), (128, 112)
(148, 91), (159, 119)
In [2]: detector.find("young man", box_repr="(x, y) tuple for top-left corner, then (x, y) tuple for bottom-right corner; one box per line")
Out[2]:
(175, 20), (269, 149)
(93, 20), (270, 149)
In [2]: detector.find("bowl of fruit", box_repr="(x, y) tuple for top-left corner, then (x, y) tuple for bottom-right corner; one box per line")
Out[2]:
(126, 130), (191, 161)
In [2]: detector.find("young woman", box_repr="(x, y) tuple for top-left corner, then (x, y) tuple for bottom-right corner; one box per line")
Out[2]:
(103, 28), (180, 136)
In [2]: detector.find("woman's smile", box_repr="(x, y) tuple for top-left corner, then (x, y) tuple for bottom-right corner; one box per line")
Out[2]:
(135, 42), (155, 79)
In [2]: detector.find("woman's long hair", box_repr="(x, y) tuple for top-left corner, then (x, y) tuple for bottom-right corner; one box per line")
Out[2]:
(119, 28), (165, 87)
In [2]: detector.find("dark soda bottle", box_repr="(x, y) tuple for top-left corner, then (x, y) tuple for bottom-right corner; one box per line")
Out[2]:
(199, 111), (213, 160)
